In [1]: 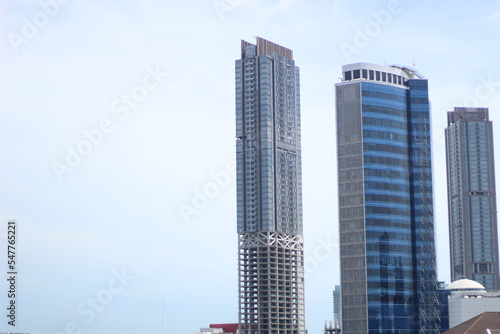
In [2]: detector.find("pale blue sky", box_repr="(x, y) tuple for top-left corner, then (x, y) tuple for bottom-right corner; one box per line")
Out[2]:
(1, 1), (500, 333)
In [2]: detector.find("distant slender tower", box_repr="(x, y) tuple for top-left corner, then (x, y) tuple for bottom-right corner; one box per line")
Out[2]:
(445, 107), (499, 291)
(335, 63), (440, 334)
(235, 37), (305, 334)
(333, 285), (341, 329)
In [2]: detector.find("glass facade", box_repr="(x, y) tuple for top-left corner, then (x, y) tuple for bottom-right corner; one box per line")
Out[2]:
(445, 107), (499, 291)
(236, 40), (302, 235)
(406, 79), (439, 332)
(336, 63), (440, 334)
(236, 38), (305, 334)
(362, 82), (415, 332)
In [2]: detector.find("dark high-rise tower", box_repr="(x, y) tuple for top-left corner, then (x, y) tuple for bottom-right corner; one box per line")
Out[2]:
(335, 63), (440, 334)
(445, 107), (499, 291)
(235, 37), (305, 334)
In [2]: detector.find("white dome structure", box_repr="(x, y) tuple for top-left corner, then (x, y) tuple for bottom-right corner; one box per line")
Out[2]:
(445, 279), (500, 328)
(445, 279), (486, 291)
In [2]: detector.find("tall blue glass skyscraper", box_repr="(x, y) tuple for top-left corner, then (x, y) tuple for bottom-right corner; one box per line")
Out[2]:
(335, 63), (440, 334)
(236, 37), (305, 334)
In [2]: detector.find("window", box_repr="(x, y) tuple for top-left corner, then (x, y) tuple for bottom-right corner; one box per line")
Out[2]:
(353, 69), (361, 79)
(344, 71), (352, 81)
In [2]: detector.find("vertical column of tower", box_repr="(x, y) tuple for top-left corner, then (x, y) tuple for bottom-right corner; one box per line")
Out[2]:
(335, 81), (367, 334)
(445, 117), (467, 282)
(236, 38), (305, 334)
(407, 79), (440, 334)
(237, 40), (262, 334)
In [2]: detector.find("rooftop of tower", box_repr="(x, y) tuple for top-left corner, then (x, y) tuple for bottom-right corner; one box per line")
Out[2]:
(241, 37), (293, 59)
(447, 107), (490, 124)
(338, 62), (424, 88)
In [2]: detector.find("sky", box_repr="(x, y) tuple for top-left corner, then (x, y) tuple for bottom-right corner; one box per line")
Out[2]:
(1, 0), (500, 333)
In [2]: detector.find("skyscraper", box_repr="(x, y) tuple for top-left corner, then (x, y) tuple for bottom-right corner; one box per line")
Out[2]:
(235, 37), (305, 334)
(335, 63), (440, 334)
(445, 107), (499, 291)
(333, 285), (341, 329)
